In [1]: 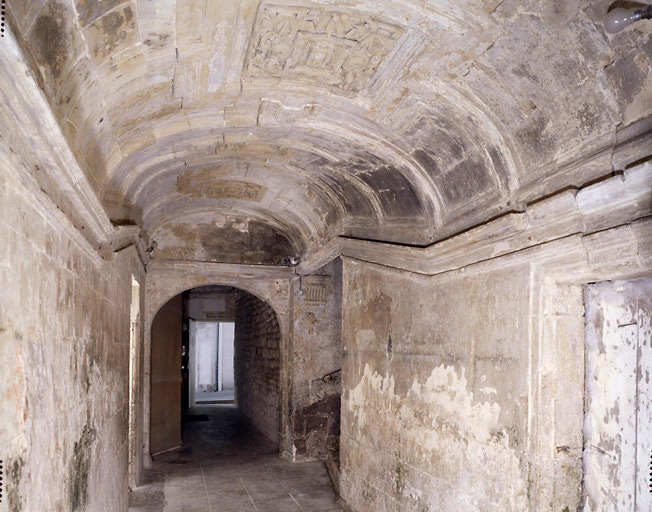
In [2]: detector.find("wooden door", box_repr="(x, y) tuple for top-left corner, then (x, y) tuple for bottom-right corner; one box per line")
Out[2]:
(150, 294), (182, 455)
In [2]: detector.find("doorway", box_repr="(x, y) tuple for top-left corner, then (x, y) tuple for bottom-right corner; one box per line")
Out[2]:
(189, 320), (235, 407)
(583, 278), (652, 510)
(149, 285), (282, 456)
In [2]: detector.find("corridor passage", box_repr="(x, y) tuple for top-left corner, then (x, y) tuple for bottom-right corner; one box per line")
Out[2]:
(129, 405), (343, 512)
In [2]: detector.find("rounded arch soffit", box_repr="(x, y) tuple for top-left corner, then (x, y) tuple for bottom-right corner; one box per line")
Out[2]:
(150, 281), (285, 333)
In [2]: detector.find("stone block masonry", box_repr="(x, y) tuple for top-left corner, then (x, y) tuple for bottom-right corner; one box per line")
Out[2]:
(0, 165), (143, 511)
(234, 291), (281, 444)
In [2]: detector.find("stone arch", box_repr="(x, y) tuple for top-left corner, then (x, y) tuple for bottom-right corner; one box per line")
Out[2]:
(149, 282), (286, 338)
(142, 263), (294, 466)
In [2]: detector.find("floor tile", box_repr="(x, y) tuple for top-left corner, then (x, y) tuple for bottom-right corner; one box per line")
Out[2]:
(129, 405), (343, 512)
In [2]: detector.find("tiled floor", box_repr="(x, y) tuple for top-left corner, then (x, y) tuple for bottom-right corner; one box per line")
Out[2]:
(129, 405), (343, 512)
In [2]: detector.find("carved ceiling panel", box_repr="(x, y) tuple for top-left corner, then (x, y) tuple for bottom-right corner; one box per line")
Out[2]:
(178, 173), (268, 202)
(246, 3), (403, 92)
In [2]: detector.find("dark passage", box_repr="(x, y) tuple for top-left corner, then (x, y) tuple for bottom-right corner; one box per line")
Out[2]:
(129, 405), (343, 511)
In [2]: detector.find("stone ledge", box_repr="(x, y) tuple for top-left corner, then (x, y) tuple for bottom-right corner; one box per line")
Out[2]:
(339, 162), (651, 276)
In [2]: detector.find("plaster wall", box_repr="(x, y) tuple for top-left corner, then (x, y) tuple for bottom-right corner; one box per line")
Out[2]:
(185, 287), (237, 321)
(338, 180), (652, 512)
(340, 257), (532, 511)
(0, 161), (143, 511)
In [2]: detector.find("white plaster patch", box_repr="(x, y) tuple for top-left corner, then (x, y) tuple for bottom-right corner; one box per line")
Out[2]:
(230, 219), (249, 232)
(345, 363), (527, 510)
(348, 364), (501, 443)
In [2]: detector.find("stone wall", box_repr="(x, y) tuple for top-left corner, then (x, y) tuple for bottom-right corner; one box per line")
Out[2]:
(0, 163), (143, 511)
(338, 193), (652, 512)
(234, 291), (281, 443)
(340, 258), (532, 511)
(291, 259), (343, 461)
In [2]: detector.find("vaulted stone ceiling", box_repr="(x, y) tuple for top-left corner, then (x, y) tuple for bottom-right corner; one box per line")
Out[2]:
(8, 0), (651, 264)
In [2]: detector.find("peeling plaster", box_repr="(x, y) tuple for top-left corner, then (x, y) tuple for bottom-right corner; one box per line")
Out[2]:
(345, 363), (527, 510)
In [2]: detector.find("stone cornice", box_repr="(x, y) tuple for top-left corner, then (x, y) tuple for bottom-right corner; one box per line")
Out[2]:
(0, 26), (148, 266)
(338, 162), (651, 276)
(296, 239), (342, 275)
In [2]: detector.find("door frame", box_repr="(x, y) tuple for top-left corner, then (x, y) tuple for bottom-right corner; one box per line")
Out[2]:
(526, 221), (652, 510)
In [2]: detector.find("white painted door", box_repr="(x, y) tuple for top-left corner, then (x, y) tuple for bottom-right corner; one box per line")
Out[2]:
(584, 278), (652, 511)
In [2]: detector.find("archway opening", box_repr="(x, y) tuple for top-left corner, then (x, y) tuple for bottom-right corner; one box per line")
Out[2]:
(149, 285), (282, 457)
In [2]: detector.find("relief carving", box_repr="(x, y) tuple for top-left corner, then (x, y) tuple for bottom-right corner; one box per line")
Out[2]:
(303, 275), (329, 306)
(247, 4), (403, 92)
(178, 172), (267, 201)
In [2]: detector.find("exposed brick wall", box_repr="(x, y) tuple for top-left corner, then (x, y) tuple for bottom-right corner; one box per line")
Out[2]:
(234, 291), (281, 443)
(0, 168), (142, 510)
